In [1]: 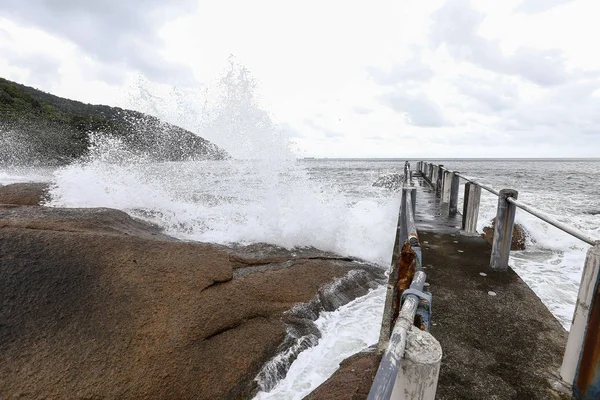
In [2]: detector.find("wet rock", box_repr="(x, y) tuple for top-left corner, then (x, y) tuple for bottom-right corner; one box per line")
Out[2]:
(482, 218), (528, 250)
(372, 173), (402, 190)
(0, 182), (49, 205)
(0, 204), (385, 399)
(305, 348), (381, 399)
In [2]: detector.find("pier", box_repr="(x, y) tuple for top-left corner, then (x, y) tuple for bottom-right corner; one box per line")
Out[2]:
(313, 162), (599, 399)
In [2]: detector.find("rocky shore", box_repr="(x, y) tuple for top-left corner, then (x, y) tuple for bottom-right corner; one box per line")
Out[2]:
(0, 183), (385, 399)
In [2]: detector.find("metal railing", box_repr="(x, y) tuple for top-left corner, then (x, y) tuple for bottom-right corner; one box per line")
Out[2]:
(417, 161), (600, 399)
(369, 163), (441, 400)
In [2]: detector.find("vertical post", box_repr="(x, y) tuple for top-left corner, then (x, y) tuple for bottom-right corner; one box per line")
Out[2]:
(389, 326), (442, 400)
(561, 244), (600, 399)
(449, 172), (460, 215)
(489, 189), (518, 271)
(461, 183), (481, 233)
(429, 164), (433, 183)
(399, 188), (408, 244)
(436, 165), (444, 195)
(410, 187), (416, 219)
(441, 171), (451, 204)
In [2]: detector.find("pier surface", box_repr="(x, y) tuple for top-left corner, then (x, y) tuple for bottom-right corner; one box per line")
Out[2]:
(310, 177), (571, 399)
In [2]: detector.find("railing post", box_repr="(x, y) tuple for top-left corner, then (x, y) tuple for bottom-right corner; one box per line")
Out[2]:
(560, 243), (600, 399)
(449, 172), (460, 215)
(429, 164), (433, 183)
(490, 189), (518, 271)
(399, 188), (408, 244)
(436, 165), (444, 195)
(461, 183), (481, 233)
(389, 326), (442, 400)
(410, 187), (416, 219)
(441, 171), (451, 204)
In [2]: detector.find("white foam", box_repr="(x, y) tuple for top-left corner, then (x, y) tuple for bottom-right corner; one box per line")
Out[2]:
(254, 286), (385, 400)
(46, 156), (398, 266)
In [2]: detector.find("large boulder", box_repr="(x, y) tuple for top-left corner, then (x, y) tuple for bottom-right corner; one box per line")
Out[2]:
(0, 182), (49, 205)
(0, 204), (385, 399)
(482, 218), (528, 250)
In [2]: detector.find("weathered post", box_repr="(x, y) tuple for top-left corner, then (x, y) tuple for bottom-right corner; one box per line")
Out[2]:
(490, 189), (518, 271)
(389, 326), (442, 400)
(429, 164), (434, 183)
(410, 187), (416, 219)
(449, 172), (460, 215)
(560, 243), (600, 399)
(436, 165), (444, 195)
(441, 171), (452, 204)
(399, 188), (408, 244)
(461, 183), (481, 233)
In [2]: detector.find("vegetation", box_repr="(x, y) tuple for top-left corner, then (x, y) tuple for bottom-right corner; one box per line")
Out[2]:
(0, 77), (228, 165)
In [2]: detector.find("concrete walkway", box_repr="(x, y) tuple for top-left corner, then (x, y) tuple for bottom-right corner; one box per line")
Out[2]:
(415, 178), (571, 399)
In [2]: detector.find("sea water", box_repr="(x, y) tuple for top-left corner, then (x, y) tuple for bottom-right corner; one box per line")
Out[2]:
(1, 158), (598, 399)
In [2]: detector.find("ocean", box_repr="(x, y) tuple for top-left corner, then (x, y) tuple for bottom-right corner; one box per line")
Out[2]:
(1, 157), (598, 399)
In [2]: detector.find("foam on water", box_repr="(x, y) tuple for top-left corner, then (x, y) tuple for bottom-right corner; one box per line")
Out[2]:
(254, 286), (386, 400)
(46, 152), (398, 266)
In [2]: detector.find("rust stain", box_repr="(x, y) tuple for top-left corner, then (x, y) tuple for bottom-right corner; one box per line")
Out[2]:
(392, 241), (416, 324)
(576, 282), (600, 398)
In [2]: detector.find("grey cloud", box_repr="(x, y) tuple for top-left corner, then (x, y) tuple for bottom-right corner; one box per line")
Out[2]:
(0, 0), (196, 83)
(496, 75), (600, 134)
(368, 58), (434, 86)
(516, 0), (575, 14)
(456, 76), (519, 113)
(1, 48), (62, 88)
(430, 0), (569, 86)
(380, 92), (447, 127)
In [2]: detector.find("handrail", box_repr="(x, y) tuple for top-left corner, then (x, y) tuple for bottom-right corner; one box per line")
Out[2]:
(435, 166), (597, 246)
(506, 197), (597, 246)
(368, 271), (426, 400)
(405, 190), (419, 246)
(454, 172), (500, 196)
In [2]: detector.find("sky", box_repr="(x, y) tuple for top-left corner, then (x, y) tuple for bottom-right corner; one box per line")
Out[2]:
(1, 0), (599, 158)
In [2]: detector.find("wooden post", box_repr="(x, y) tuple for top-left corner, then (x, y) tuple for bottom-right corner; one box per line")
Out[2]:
(490, 189), (518, 271)
(449, 172), (460, 215)
(560, 243), (600, 399)
(461, 183), (481, 233)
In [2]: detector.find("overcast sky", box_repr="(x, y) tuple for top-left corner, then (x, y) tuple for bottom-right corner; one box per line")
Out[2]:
(1, 0), (599, 158)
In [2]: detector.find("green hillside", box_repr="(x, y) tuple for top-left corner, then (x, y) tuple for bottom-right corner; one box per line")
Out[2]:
(0, 77), (229, 165)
